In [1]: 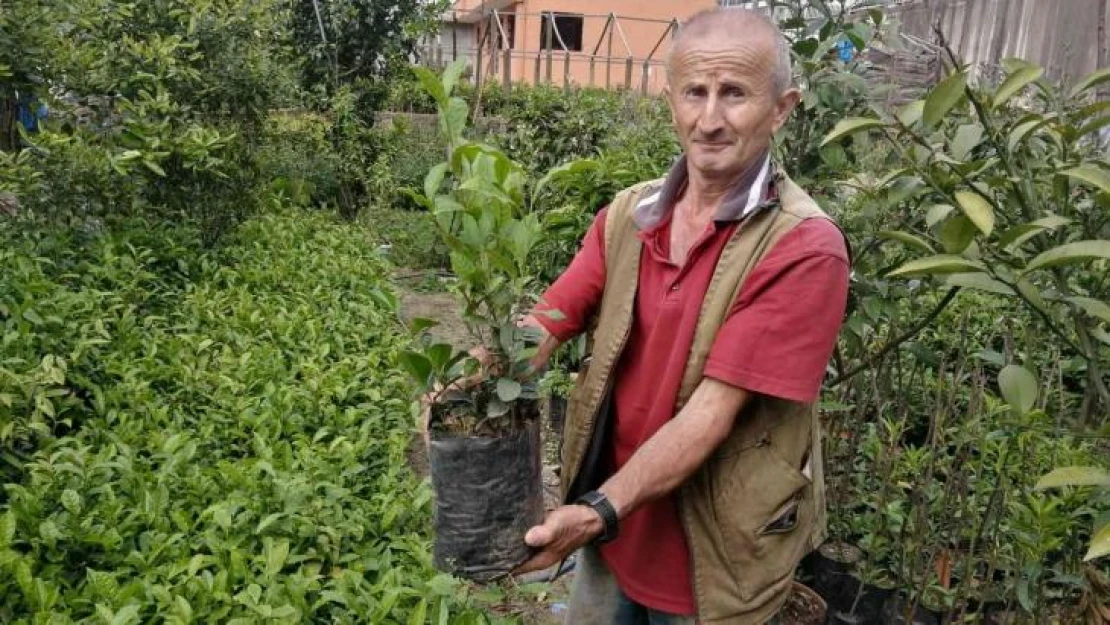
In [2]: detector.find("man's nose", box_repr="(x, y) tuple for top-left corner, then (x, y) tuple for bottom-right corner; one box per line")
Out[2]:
(695, 93), (724, 136)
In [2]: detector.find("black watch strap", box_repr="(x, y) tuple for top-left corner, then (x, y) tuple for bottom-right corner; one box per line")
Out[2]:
(576, 490), (619, 545)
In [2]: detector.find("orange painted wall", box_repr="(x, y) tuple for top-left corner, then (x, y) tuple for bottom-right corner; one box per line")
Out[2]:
(446, 0), (717, 93)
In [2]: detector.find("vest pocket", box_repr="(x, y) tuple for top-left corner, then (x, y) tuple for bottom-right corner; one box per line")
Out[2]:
(712, 439), (813, 601)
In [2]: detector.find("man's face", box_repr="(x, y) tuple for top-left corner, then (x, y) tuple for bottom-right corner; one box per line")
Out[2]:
(665, 30), (798, 180)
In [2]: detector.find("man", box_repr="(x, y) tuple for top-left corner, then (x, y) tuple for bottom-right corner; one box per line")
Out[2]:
(511, 8), (849, 624)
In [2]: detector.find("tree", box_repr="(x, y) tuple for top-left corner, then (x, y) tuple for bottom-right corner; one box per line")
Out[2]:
(290, 0), (446, 93)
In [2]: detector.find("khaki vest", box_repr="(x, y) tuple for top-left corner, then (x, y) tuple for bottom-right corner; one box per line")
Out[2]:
(561, 170), (838, 624)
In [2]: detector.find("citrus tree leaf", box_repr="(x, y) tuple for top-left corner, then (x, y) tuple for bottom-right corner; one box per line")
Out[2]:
(997, 215), (1072, 250)
(877, 230), (934, 254)
(925, 203), (955, 228)
(1024, 240), (1110, 273)
(924, 70), (968, 127)
(1060, 164), (1110, 196)
(944, 272), (1015, 295)
(1065, 297), (1110, 324)
(1070, 67), (1110, 98)
(820, 118), (887, 147)
(887, 255), (985, 277)
(1035, 466), (1110, 490)
(954, 190), (996, 236)
(1086, 524), (1110, 562)
(998, 364), (1037, 415)
(993, 65), (1044, 108)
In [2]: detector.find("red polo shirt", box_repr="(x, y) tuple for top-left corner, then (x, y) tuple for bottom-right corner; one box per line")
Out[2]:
(535, 177), (849, 615)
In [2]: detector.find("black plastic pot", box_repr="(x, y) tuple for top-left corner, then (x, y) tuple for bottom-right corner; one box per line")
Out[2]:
(879, 593), (941, 625)
(548, 395), (567, 435)
(428, 414), (544, 582)
(827, 583), (891, 625)
(808, 542), (863, 615)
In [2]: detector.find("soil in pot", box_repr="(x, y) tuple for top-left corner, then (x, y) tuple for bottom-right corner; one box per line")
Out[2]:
(428, 405), (545, 582)
(779, 581), (828, 625)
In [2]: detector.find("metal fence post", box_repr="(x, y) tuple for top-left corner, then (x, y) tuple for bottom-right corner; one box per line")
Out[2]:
(564, 52), (572, 93)
(624, 57), (633, 90)
(503, 49), (512, 94)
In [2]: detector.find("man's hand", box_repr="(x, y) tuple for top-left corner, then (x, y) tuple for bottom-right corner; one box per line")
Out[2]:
(513, 505), (604, 574)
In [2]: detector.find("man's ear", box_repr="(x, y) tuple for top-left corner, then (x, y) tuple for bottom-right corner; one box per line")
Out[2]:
(663, 84), (678, 129)
(771, 87), (802, 134)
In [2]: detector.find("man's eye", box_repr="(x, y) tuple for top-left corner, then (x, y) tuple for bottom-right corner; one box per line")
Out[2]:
(724, 87), (745, 98)
(684, 87), (706, 98)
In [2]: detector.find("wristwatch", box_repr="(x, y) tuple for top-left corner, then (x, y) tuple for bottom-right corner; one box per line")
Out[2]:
(575, 490), (619, 545)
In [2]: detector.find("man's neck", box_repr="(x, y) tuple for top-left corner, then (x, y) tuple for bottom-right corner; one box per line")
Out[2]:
(681, 154), (768, 220)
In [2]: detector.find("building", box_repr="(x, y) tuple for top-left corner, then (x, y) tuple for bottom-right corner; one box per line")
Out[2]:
(425, 0), (720, 93)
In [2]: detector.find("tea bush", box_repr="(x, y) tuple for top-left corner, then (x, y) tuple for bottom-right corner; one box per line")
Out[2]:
(0, 211), (510, 623)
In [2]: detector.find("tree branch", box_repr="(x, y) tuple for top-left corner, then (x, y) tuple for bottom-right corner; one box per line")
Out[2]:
(831, 287), (961, 387)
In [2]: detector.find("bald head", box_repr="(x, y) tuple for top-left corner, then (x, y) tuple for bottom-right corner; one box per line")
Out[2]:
(668, 8), (793, 96)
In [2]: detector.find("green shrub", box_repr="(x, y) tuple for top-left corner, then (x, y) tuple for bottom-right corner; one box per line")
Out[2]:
(0, 211), (510, 622)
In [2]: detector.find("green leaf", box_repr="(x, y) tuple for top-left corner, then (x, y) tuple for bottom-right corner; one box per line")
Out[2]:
(944, 272), (1015, 295)
(951, 124), (983, 161)
(408, 599), (428, 625)
(413, 67), (447, 106)
(925, 203), (955, 228)
(1066, 297), (1110, 324)
(993, 65), (1043, 108)
(143, 160), (166, 177)
(426, 344), (455, 371)
(1024, 241), (1110, 273)
(887, 255), (985, 277)
(820, 118), (887, 147)
(496, 378), (522, 402)
(1070, 67), (1110, 98)
(998, 364), (1037, 415)
(61, 489), (81, 514)
(877, 230), (934, 254)
(398, 352), (433, 387)
(442, 59), (467, 98)
(1008, 117), (1047, 152)
(424, 163), (448, 200)
(997, 215), (1071, 250)
(924, 70), (968, 127)
(939, 215), (978, 254)
(896, 100), (925, 127)
(1086, 524), (1110, 561)
(0, 512), (13, 549)
(1035, 466), (1110, 490)
(533, 158), (599, 200)
(954, 191), (995, 236)
(441, 98), (469, 144)
(410, 318), (440, 335)
(263, 538), (289, 579)
(1060, 164), (1110, 196)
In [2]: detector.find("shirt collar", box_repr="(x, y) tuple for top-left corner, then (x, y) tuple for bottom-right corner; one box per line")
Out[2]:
(632, 152), (778, 231)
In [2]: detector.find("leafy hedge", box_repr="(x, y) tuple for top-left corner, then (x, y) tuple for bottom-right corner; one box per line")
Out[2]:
(0, 212), (502, 623)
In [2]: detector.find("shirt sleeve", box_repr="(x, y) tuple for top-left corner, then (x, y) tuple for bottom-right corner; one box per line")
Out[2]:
(533, 208), (608, 341)
(703, 219), (850, 403)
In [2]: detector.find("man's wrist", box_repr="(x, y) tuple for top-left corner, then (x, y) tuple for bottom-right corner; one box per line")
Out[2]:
(575, 490), (619, 544)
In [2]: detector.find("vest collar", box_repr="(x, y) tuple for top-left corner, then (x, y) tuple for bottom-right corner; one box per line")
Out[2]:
(632, 152), (779, 231)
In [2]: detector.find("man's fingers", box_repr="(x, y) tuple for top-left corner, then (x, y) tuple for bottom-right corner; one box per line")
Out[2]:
(513, 550), (559, 575)
(524, 522), (554, 548)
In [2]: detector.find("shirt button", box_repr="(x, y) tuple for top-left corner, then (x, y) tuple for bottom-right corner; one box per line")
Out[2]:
(670, 283), (680, 291)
